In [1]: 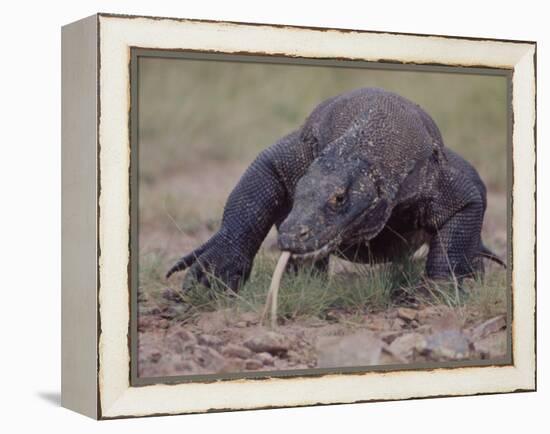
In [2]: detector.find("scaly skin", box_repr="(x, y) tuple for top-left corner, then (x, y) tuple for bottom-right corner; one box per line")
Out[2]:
(167, 88), (504, 290)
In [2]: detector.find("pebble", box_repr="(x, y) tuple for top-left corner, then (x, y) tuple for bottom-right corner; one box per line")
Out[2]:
(221, 358), (246, 373)
(149, 352), (162, 363)
(245, 359), (264, 370)
(365, 316), (388, 331)
(198, 334), (223, 346)
(137, 316), (153, 331)
(194, 346), (225, 370)
(397, 307), (418, 322)
(168, 327), (197, 344)
(221, 343), (254, 359)
(473, 330), (507, 359)
(244, 331), (290, 355)
(426, 329), (470, 360)
(379, 330), (403, 344)
(196, 310), (229, 334)
(255, 352), (275, 366)
(470, 315), (506, 340)
(158, 319), (170, 329)
(388, 332), (427, 359)
(317, 331), (383, 368)
(239, 312), (259, 325)
(391, 317), (406, 330)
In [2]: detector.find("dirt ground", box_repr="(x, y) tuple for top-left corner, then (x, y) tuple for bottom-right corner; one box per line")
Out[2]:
(137, 160), (508, 379)
(137, 302), (507, 378)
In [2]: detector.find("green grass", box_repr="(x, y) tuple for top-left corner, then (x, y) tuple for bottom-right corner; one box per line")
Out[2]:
(462, 271), (507, 319)
(140, 249), (492, 319)
(140, 249), (506, 325)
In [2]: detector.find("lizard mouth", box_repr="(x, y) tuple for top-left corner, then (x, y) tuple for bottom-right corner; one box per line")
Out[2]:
(286, 236), (342, 261)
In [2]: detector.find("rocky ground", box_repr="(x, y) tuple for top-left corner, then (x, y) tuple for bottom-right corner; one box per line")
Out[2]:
(137, 159), (508, 380)
(137, 302), (508, 378)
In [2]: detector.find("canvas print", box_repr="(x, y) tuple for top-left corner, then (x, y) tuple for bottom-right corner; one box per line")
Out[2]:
(135, 55), (509, 380)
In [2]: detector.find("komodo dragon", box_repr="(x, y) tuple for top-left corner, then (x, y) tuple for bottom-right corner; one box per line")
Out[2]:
(167, 88), (505, 291)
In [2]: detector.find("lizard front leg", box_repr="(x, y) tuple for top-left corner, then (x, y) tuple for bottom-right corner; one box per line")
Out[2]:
(166, 131), (318, 291)
(425, 169), (485, 280)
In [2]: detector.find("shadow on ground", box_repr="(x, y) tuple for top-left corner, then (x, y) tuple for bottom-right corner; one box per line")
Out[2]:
(37, 391), (61, 407)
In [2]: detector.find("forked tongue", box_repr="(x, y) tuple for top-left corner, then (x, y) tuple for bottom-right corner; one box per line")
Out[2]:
(261, 251), (291, 328)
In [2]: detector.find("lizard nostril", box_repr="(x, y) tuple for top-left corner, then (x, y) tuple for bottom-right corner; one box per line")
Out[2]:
(298, 226), (310, 240)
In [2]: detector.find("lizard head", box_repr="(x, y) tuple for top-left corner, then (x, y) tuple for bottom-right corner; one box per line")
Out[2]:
(278, 153), (390, 260)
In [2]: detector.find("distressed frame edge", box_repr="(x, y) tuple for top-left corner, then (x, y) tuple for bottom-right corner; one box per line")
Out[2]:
(61, 13), (100, 419)
(95, 14), (536, 419)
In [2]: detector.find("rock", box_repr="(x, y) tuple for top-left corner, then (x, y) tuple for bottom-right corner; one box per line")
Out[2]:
(193, 346), (225, 370)
(286, 350), (301, 361)
(388, 332), (427, 359)
(317, 331), (383, 368)
(391, 317), (407, 330)
(198, 334), (223, 347)
(428, 310), (462, 332)
(245, 359), (264, 370)
(244, 331), (290, 355)
(221, 344), (254, 359)
(149, 352), (162, 363)
(378, 350), (407, 365)
(221, 358), (246, 373)
(426, 329), (470, 360)
(137, 316), (154, 331)
(255, 352), (275, 366)
(397, 307), (418, 322)
(470, 315), (506, 341)
(166, 326), (197, 348)
(239, 311), (259, 325)
(473, 330), (507, 359)
(196, 310), (230, 334)
(364, 315), (389, 331)
(158, 319), (170, 329)
(379, 330), (403, 344)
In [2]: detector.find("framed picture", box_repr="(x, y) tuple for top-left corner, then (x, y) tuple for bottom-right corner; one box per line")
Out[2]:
(61, 13), (536, 419)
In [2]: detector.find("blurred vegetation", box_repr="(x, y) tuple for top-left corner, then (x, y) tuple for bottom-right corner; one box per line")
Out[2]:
(138, 57), (508, 191)
(137, 56), (508, 322)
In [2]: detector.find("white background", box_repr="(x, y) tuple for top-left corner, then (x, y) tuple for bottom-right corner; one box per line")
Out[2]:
(0, 0), (546, 432)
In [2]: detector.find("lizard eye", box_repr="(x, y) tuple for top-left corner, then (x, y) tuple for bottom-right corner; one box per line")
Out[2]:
(329, 191), (347, 208)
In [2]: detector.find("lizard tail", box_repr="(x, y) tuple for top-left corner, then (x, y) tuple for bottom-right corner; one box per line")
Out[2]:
(479, 244), (507, 269)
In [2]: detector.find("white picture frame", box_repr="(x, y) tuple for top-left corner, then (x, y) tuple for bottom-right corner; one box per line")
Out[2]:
(61, 13), (536, 419)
